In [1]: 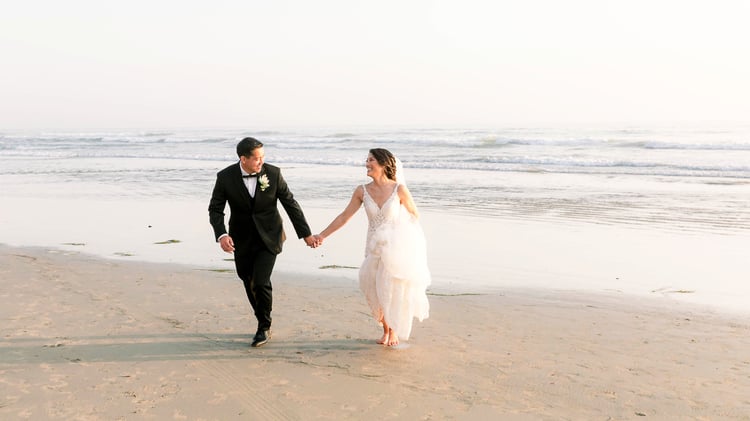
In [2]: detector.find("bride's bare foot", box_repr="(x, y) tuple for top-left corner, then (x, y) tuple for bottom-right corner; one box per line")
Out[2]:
(377, 322), (389, 344)
(386, 329), (399, 347)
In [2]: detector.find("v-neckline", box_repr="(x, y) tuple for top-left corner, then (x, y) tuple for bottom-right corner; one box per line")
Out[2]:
(365, 183), (398, 210)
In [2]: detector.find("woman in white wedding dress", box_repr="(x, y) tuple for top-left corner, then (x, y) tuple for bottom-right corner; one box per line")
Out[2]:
(315, 148), (430, 347)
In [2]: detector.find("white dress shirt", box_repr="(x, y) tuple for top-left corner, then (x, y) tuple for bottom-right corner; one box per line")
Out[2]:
(241, 169), (258, 198)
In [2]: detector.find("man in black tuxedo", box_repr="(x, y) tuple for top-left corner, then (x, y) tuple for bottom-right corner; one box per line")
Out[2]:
(209, 137), (318, 347)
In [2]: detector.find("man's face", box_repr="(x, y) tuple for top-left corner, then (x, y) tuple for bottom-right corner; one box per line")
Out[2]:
(240, 147), (265, 174)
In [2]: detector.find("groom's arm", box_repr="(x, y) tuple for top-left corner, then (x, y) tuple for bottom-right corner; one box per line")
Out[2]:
(208, 177), (229, 241)
(275, 171), (312, 239)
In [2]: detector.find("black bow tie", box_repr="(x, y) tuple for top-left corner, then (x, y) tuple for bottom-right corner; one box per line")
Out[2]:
(243, 173), (258, 178)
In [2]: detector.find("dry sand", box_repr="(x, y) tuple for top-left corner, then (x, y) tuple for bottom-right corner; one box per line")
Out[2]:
(1, 245), (749, 420)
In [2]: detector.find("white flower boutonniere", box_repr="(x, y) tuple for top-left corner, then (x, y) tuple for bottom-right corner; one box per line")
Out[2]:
(258, 174), (270, 191)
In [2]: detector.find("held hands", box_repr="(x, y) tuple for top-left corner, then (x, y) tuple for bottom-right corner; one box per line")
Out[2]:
(304, 235), (323, 248)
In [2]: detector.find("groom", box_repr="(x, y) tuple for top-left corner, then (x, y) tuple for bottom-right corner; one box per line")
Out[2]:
(209, 137), (318, 347)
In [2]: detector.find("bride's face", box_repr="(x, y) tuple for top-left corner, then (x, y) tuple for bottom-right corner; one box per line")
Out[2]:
(365, 154), (383, 177)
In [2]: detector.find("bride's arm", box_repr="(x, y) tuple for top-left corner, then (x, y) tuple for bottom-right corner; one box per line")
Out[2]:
(398, 184), (420, 219)
(318, 186), (364, 240)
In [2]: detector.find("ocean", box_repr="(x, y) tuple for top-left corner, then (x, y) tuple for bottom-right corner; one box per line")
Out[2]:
(1, 125), (749, 313)
(1, 125), (749, 234)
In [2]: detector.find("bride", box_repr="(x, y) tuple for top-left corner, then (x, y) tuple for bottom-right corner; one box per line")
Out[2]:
(315, 148), (430, 347)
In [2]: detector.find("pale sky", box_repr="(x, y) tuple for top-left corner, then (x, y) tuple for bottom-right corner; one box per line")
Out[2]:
(1, 0), (749, 129)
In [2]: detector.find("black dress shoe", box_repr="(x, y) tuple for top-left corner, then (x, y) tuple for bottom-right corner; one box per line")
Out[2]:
(251, 329), (271, 347)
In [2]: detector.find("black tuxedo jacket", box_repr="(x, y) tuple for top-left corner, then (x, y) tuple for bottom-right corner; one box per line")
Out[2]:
(208, 162), (311, 255)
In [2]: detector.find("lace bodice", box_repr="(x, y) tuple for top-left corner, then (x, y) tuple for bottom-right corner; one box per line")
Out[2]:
(363, 183), (400, 233)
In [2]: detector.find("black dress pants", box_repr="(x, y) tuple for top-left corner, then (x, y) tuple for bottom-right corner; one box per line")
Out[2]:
(234, 245), (277, 331)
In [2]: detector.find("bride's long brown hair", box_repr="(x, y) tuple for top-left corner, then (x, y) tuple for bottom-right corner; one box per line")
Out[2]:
(369, 148), (397, 181)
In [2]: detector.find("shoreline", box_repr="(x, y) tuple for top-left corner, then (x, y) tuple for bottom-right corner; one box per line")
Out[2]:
(1, 191), (749, 317)
(3, 241), (739, 313)
(2, 244), (749, 419)
(2, 241), (745, 318)
(0, 189), (750, 316)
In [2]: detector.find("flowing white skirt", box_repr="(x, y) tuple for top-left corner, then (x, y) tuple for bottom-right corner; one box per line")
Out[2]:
(359, 206), (430, 340)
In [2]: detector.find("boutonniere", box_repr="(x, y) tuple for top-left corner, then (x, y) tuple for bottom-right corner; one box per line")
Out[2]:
(258, 174), (270, 191)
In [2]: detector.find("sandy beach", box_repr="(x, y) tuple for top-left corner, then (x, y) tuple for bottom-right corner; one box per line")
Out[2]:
(2, 128), (749, 419)
(2, 244), (749, 420)
(4, 0), (750, 416)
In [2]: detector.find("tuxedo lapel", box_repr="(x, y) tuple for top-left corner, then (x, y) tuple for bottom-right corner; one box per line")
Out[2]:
(253, 170), (262, 200)
(252, 166), (267, 205)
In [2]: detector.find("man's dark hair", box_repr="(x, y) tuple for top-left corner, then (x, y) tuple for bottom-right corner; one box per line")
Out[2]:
(237, 137), (264, 158)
